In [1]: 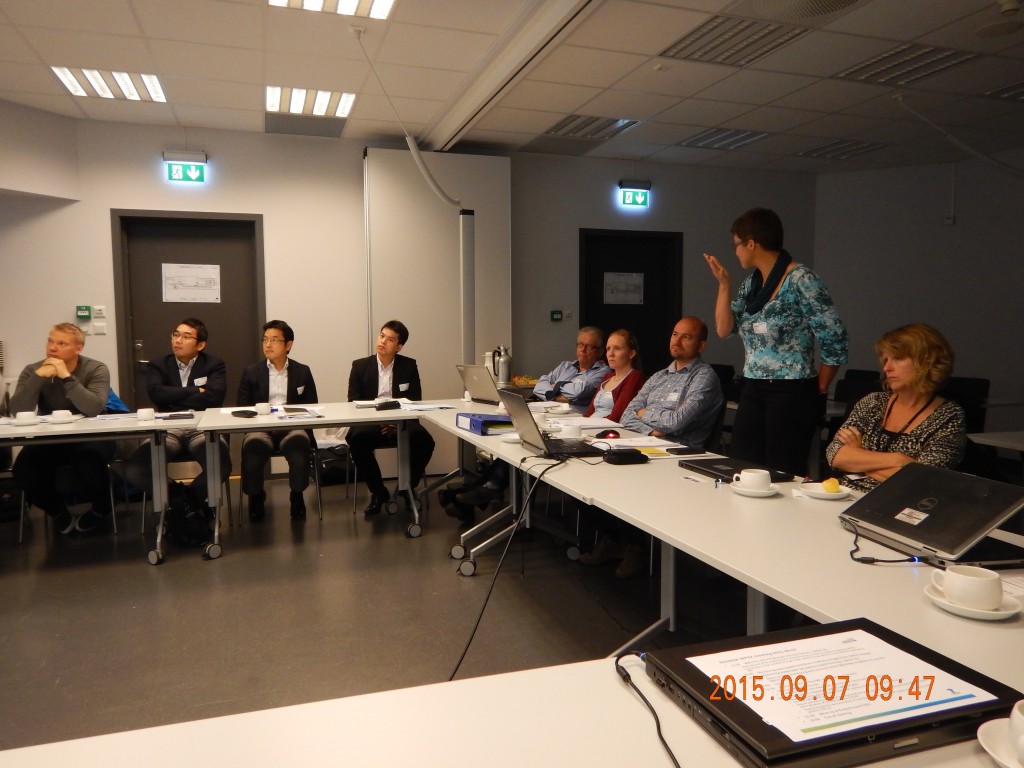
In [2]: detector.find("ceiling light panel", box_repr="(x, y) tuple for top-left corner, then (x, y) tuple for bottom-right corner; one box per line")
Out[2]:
(52, 68), (166, 102)
(834, 44), (977, 87)
(545, 115), (638, 140)
(679, 127), (769, 150)
(266, 0), (393, 18)
(661, 16), (810, 67)
(798, 140), (885, 159)
(266, 85), (357, 118)
(984, 81), (1024, 102)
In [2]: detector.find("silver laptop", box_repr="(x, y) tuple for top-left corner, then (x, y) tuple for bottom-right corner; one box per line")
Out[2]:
(838, 462), (1024, 568)
(498, 390), (602, 458)
(456, 364), (502, 405)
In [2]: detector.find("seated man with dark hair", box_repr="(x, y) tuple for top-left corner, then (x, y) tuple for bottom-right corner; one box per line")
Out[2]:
(238, 319), (319, 521)
(347, 320), (435, 519)
(11, 322), (113, 534)
(125, 317), (230, 506)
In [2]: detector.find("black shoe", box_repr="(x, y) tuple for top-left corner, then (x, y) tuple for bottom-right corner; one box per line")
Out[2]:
(363, 491), (389, 519)
(455, 486), (503, 509)
(248, 490), (266, 522)
(75, 509), (106, 535)
(54, 511), (76, 536)
(444, 501), (475, 524)
(290, 491), (306, 520)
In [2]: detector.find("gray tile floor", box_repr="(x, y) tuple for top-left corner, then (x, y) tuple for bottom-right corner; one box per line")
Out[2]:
(0, 478), (730, 752)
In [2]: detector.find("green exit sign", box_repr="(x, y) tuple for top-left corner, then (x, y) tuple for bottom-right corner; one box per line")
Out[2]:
(166, 163), (206, 183)
(620, 188), (649, 207)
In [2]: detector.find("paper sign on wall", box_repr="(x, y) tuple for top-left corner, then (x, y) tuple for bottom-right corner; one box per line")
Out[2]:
(604, 272), (643, 305)
(162, 263), (221, 303)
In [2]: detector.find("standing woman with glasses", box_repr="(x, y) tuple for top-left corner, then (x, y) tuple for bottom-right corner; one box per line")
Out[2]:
(703, 208), (848, 476)
(237, 320), (319, 521)
(826, 323), (965, 492)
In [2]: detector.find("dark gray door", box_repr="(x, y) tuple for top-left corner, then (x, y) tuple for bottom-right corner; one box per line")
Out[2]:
(112, 213), (264, 409)
(579, 229), (683, 373)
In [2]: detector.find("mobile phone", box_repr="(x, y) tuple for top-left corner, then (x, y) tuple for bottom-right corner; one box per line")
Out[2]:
(162, 412), (194, 420)
(375, 400), (401, 411)
(232, 410), (257, 418)
(666, 446), (704, 455)
(283, 407), (308, 414)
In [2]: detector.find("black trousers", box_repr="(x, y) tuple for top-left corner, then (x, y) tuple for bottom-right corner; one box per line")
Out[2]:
(347, 422), (434, 496)
(13, 441), (115, 517)
(730, 377), (822, 477)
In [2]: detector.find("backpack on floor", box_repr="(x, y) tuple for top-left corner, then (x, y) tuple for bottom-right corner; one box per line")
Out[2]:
(166, 481), (213, 547)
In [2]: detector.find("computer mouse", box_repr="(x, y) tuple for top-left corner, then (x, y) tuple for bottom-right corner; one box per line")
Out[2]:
(596, 429), (620, 439)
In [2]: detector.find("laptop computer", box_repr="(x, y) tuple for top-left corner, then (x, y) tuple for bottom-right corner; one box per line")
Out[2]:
(838, 462), (1024, 568)
(456, 364), (502, 405)
(498, 390), (602, 458)
(678, 456), (793, 485)
(644, 617), (1021, 768)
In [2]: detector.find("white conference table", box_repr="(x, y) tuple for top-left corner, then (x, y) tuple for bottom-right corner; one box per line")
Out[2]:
(422, 402), (1024, 695)
(969, 431), (1024, 452)
(0, 412), (189, 550)
(195, 402), (442, 558)
(0, 655), (1003, 768)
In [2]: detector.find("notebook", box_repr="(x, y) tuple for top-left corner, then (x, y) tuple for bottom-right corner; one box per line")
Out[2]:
(678, 456), (793, 485)
(838, 462), (1024, 568)
(498, 390), (602, 458)
(456, 364), (502, 405)
(644, 617), (1021, 768)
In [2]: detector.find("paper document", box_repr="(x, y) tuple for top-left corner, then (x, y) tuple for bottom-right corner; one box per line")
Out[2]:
(688, 628), (997, 743)
(400, 402), (456, 411)
(353, 398), (412, 408)
(548, 416), (618, 429)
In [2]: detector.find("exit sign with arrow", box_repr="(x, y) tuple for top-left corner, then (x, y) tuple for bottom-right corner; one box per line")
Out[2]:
(166, 163), (206, 183)
(620, 189), (649, 207)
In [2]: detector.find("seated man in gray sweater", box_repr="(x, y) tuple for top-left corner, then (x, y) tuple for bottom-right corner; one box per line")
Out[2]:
(11, 322), (113, 535)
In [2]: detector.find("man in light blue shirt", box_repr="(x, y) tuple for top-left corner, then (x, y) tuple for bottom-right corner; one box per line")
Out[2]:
(621, 316), (723, 448)
(532, 326), (610, 414)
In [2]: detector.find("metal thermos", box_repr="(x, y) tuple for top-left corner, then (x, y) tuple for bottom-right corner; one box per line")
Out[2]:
(495, 345), (512, 387)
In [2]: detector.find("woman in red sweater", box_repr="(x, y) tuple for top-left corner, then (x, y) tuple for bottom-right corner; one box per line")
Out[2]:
(584, 329), (645, 422)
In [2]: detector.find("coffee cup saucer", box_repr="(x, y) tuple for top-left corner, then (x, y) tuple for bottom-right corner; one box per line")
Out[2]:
(977, 718), (1023, 768)
(730, 483), (779, 498)
(923, 583), (1021, 621)
(12, 418), (39, 427)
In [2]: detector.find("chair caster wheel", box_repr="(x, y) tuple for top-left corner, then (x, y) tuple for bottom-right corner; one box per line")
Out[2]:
(450, 543), (466, 560)
(148, 550), (163, 565)
(458, 559), (477, 576)
(566, 545), (581, 561)
(406, 523), (422, 538)
(203, 542), (222, 560)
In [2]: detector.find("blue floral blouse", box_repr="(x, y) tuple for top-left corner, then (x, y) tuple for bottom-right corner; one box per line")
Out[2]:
(731, 264), (848, 379)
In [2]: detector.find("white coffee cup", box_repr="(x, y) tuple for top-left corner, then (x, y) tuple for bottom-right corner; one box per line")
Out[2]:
(931, 565), (1003, 611)
(560, 424), (582, 439)
(733, 468), (771, 490)
(136, 407), (155, 421)
(255, 402), (272, 415)
(50, 409), (73, 422)
(1007, 700), (1024, 763)
(14, 411), (35, 423)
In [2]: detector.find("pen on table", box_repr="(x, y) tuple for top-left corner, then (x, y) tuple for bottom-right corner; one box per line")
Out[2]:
(681, 475), (700, 484)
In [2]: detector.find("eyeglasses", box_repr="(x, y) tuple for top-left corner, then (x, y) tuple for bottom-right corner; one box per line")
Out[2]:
(171, 331), (197, 341)
(262, 337), (286, 345)
(576, 342), (601, 351)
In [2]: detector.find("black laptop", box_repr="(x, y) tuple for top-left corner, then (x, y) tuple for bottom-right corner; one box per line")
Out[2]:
(498, 390), (602, 458)
(838, 462), (1024, 568)
(644, 617), (1021, 768)
(678, 455), (793, 484)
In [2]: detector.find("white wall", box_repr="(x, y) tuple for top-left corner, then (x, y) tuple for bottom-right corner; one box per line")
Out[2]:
(814, 151), (1024, 431)
(509, 153), (816, 376)
(0, 100), (79, 199)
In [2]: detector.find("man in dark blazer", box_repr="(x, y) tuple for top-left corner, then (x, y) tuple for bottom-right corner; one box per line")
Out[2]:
(347, 319), (435, 518)
(237, 319), (318, 521)
(125, 317), (230, 505)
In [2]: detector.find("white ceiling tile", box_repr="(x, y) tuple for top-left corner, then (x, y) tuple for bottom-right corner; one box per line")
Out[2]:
(390, 0), (532, 34)
(700, 150), (774, 169)
(791, 112), (886, 139)
(76, 98), (177, 124)
(0, 60), (67, 94)
(624, 121), (697, 143)
(0, 90), (84, 118)
(720, 105), (824, 132)
(264, 7), (373, 58)
(161, 77), (262, 111)
(150, 40), (264, 84)
(748, 133), (834, 156)
(18, 28), (155, 70)
(474, 105), (565, 133)
(614, 58), (734, 97)
(359, 63), (467, 101)
(565, 1), (710, 55)
(0, 24), (42, 63)
(132, 0), (262, 48)
(499, 80), (602, 113)
(692, 69), (817, 103)
(771, 79), (889, 112)
(528, 45), (648, 88)
(915, 56), (1024, 96)
(921, 96), (1018, 127)
(578, 89), (681, 120)
(343, 118), (426, 142)
(826, 0), (993, 40)
(657, 98), (755, 125)
(0, 0), (141, 35)
(173, 103), (265, 132)
(647, 144), (724, 163)
(750, 32), (896, 78)
(584, 139), (667, 159)
(265, 51), (369, 91)
(349, 93), (444, 124)
(844, 89), (960, 120)
(917, 6), (1024, 55)
(375, 22), (496, 71)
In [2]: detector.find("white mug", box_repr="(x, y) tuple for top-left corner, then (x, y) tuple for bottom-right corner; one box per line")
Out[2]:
(560, 424), (582, 439)
(14, 411), (35, 423)
(1008, 700), (1024, 762)
(50, 409), (73, 422)
(255, 402), (272, 415)
(136, 407), (155, 421)
(931, 565), (1003, 611)
(733, 468), (771, 490)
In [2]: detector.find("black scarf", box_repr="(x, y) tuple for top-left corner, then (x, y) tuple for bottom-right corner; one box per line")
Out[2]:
(744, 249), (793, 315)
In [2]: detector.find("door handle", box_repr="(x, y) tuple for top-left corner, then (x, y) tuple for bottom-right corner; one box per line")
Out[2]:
(134, 339), (149, 367)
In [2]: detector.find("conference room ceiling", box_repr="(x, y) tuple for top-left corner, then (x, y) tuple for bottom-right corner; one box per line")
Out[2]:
(1, 0), (1023, 173)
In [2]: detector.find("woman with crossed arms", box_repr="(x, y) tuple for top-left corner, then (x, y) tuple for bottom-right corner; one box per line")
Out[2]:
(826, 323), (966, 492)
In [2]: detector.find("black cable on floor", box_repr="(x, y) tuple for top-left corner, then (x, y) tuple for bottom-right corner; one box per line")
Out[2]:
(614, 651), (682, 768)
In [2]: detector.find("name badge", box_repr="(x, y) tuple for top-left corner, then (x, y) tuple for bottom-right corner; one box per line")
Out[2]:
(666, 392), (680, 401)
(297, 385), (305, 395)
(399, 383), (410, 392)
(752, 322), (768, 335)
(194, 376), (208, 386)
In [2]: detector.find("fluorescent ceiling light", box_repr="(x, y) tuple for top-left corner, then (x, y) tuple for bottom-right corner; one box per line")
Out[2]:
(141, 74), (166, 102)
(268, 0), (288, 6)
(289, 87), (307, 113)
(336, 0), (358, 14)
(336, 92), (355, 117)
(313, 90), (331, 116)
(52, 67), (86, 97)
(83, 69), (114, 98)
(369, 0), (394, 19)
(266, 85), (282, 111)
(302, 0), (324, 10)
(112, 71), (140, 100)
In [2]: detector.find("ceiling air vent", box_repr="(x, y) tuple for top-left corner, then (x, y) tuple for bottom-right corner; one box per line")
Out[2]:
(798, 140), (885, 160)
(545, 115), (638, 140)
(265, 113), (346, 138)
(661, 16), (809, 67)
(679, 128), (769, 150)
(834, 44), (977, 86)
(985, 81), (1024, 102)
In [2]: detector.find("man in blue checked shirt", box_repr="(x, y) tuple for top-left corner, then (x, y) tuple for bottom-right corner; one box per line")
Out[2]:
(621, 316), (723, 448)
(532, 326), (610, 414)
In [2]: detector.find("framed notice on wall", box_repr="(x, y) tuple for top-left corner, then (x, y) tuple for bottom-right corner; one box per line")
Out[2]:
(162, 263), (221, 303)
(604, 272), (643, 305)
